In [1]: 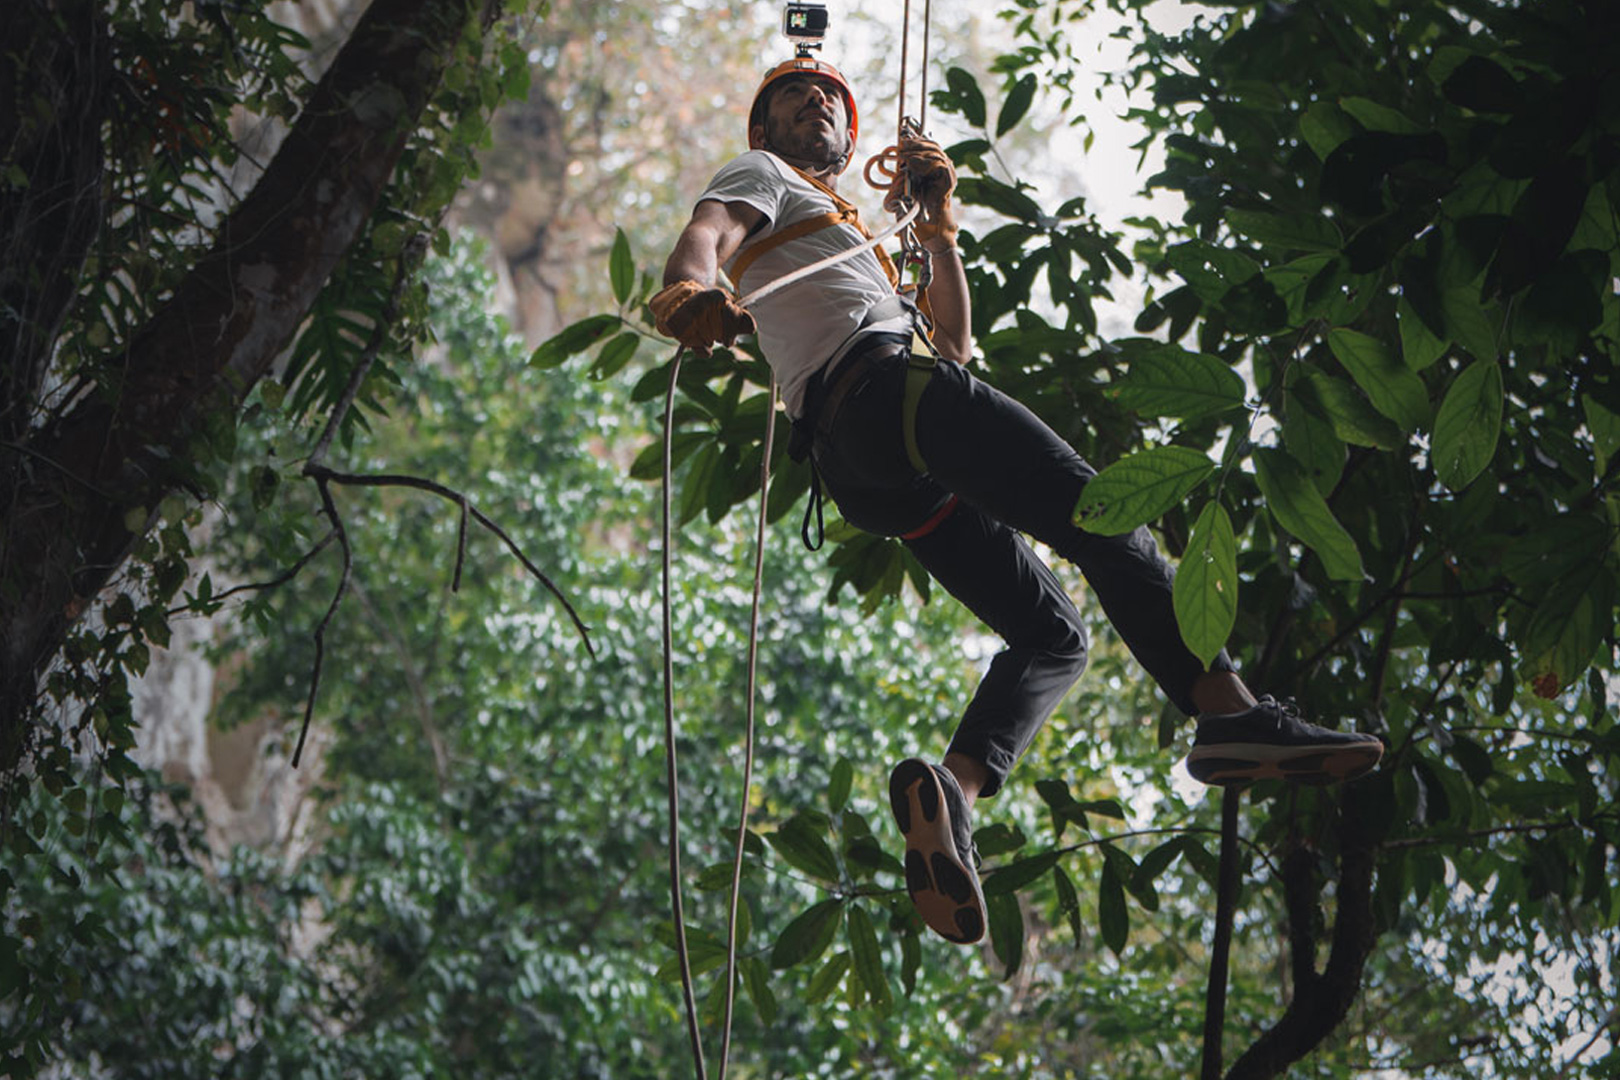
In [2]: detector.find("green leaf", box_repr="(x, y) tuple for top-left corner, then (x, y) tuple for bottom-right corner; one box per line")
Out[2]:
(987, 892), (1024, 977)
(1053, 865), (1084, 944)
(1253, 448), (1365, 581)
(983, 851), (1060, 897)
(765, 814), (841, 882)
(1398, 295), (1449, 370)
(944, 66), (987, 129)
(956, 176), (1042, 223)
(1225, 208), (1342, 253)
(1166, 240), (1261, 302)
(1300, 101), (1357, 160)
(1073, 446), (1214, 536)
(1431, 359), (1503, 491)
(530, 314), (621, 369)
(1109, 340), (1247, 420)
(1339, 96), (1424, 134)
(805, 950), (850, 1004)
(846, 905), (892, 1016)
(589, 332), (640, 380)
(1293, 371), (1404, 450)
(1098, 859), (1129, 955)
(1520, 566), (1614, 694)
(1582, 394), (1620, 475)
(609, 228), (633, 305)
(741, 956), (777, 1026)
(1282, 400), (1346, 494)
(827, 757), (854, 814)
(1440, 283), (1499, 361)
(973, 821), (1027, 858)
(1174, 502), (1238, 668)
(770, 898), (843, 969)
(996, 73), (1037, 137)
(1327, 328), (1430, 431)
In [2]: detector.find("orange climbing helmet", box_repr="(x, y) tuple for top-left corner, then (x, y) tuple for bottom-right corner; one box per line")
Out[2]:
(748, 56), (860, 148)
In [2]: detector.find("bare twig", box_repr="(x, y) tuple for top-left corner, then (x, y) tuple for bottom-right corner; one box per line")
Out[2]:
(305, 466), (594, 655)
(165, 529), (338, 616)
(293, 476), (352, 767)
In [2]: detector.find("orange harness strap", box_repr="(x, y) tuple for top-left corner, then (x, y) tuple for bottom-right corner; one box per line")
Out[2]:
(730, 162), (903, 292)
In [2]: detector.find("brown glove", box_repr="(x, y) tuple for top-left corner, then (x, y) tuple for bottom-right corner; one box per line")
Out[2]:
(650, 280), (756, 356)
(884, 134), (958, 247)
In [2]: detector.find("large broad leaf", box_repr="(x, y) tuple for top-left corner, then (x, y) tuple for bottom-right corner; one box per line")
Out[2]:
(805, 950), (849, 1005)
(530, 313), (621, 369)
(987, 892), (1024, 977)
(827, 757), (853, 814)
(1108, 340), (1247, 420)
(1440, 282), (1499, 361)
(1292, 371), (1404, 450)
(1502, 515), (1611, 590)
(609, 227), (633, 305)
(1582, 394), (1620, 474)
(1174, 502), (1238, 668)
(1281, 401), (1346, 495)
(1431, 359), (1503, 491)
(1053, 865), (1084, 944)
(1098, 859), (1128, 955)
(1225, 208), (1342, 253)
(1519, 565), (1614, 695)
(765, 814), (840, 882)
(1327, 328), (1431, 431)
(996, 73), (1037, 137)
(770, 898), (843, 969)
(1253, 448), (1365, 581)
(955, 176), (1042, 223)
(1073, 446), (1214, 536)
(982, 850), (1061, 897)
(845, 904), (892, 1016)
(1398, 295), (1449, 370)
(741, 956), (777, 1026)
(943, 65), (986, 128)
(1166, 240), (1261, 302)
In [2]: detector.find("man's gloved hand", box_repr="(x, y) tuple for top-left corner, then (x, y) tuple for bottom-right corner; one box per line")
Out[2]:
(650, 280), (756, 356)
(885, 133), (958, 247)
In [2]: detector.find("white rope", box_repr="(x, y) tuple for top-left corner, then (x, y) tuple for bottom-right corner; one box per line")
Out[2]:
(737, 201), (921, 307)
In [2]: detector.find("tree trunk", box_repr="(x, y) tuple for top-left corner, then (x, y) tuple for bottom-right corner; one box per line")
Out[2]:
(1224, 790), (1379, 1079)
(0, 0), (496, 771)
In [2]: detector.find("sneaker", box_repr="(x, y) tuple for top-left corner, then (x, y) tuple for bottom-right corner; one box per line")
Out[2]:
(1187, 696), (1383, 786)
(888, 758), (986, 945)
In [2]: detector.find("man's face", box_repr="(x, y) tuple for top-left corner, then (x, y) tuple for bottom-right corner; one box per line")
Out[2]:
(752, 74), (851, 167)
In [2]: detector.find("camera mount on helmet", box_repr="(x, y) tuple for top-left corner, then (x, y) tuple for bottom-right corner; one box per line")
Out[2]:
(782, 1), (829, 58)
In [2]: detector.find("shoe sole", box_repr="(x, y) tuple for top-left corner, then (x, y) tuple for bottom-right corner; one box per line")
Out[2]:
(1186, 739), (1383, 786)
(888, 758), (986, 945)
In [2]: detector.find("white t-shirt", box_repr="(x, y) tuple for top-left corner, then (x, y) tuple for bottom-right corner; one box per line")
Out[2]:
(696, 151), (906, 415)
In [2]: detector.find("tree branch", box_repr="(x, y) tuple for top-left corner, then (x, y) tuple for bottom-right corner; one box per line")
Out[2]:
(304, 466), (594, 655)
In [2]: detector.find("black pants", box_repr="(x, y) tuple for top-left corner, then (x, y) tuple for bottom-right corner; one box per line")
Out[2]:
(810, 338), (1235, 797)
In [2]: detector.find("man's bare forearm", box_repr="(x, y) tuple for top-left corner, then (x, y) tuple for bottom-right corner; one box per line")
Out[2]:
(663, 221), (725, 288)
(922, 242), (972, 364)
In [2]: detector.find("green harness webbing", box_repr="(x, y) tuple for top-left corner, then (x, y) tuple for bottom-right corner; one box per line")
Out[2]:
(901, 328), (940, 473)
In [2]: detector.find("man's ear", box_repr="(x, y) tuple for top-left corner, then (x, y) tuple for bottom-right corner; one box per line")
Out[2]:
(748, 124), (766, 150)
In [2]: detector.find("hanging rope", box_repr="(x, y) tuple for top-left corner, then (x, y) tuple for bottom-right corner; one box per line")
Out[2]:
(660, 345), (707, 1080)
(718, 376), (777, 1078)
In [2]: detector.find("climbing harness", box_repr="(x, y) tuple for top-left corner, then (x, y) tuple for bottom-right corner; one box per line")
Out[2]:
(661, 4), (939, 1076)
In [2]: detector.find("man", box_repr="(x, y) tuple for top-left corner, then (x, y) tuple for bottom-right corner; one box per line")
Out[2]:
(652, 57), (1383, 946)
